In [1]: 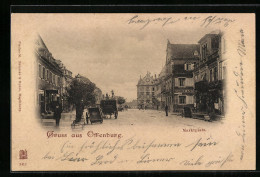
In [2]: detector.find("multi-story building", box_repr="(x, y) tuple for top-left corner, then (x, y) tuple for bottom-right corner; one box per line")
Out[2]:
(153, 75), (161, 110)
(154, 66), (166, 110)
(61, 67), (73, 112)
(193, 31), (225, 115)
(163, 40), (199, 112)
(136, 72), (155, 109)
(35, 35), (63, 116)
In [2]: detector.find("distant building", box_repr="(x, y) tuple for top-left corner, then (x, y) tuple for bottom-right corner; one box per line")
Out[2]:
(35, 35), (63, 116)
(193, 31), (225, 115)
(136, 72), (155, 109)
(154, 68), (166, 110)
(125, 99), (138, 109)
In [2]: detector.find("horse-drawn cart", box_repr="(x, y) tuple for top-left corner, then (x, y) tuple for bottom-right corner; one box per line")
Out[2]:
(100, 99), (118, 119)
(88, 107), (103, 124)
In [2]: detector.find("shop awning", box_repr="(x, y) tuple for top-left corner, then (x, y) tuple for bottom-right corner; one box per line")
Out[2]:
(46, 90), (58, 94)
(195, 80), (208, 92)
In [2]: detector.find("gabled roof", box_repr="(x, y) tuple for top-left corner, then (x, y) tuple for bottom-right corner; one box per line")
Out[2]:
(198, 33), (219, 43)
(159, 65), (167, 78)
(137, 72), (154, 86)
(35, 34), (50, 52)
(167, 43), (200, 59)
(198, 30), (221, 43)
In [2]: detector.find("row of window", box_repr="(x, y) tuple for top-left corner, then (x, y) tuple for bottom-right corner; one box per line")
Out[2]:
(138, 92), (155, 95)
(175, 78), (194, 87)
(142, 78), (192, 93)
(139, 96), (193, 105)
(139, 100), (151, 104)
(138, 86), (155, 92)
(194, 64), (226, 82)
(166, 96), (186, 105)
(39, 64), (61, 86)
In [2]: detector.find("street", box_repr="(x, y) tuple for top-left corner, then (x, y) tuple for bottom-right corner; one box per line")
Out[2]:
(41, 109), (223, 131)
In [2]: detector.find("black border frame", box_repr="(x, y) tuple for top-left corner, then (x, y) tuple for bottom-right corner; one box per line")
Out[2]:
(2, 2), (259, 177)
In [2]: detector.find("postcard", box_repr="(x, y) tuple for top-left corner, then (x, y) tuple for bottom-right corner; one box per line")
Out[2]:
(11, 13), (255, 171)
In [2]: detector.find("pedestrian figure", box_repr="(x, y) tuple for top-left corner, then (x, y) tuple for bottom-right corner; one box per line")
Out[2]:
(85, 110), (89, 124)
(165, 105), (168, 116)
(76, 100), (84, 122)
(54, 103), (62, 126)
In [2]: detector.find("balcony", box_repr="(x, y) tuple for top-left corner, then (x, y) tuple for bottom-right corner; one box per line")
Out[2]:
(195, 79), (224, 93)
(195, 50), (219, 71)
(208, 80), (223, 90)
(194, 80), (208, 92)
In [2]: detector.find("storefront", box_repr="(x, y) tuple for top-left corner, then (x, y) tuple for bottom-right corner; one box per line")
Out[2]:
(38, 89), (60, 114)
(194, 80), (224, 115)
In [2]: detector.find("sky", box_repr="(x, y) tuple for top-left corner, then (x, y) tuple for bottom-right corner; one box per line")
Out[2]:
(33, 14), (216, 102)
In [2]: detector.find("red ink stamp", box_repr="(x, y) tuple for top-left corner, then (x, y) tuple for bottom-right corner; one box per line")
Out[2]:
(19, 149), (28, 159)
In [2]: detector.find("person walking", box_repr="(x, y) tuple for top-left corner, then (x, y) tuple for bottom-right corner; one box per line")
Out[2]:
(85, 109), (89, 124)
(165, 105), (168, 116)
(54, 102), (62, 126)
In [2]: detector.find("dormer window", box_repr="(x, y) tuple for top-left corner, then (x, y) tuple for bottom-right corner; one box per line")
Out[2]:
(194, 50), (199, 56)
(212, 36), (219, 49)
(184, 63), (194, 71)
(201, 43), (207, 60)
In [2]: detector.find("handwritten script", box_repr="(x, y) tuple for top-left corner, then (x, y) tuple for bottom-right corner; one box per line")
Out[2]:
(233, 29), (247, 161)
(41, 136), (234, 168)
(127, 15), (235, 30)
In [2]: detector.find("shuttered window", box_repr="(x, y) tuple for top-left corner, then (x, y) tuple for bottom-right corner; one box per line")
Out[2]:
(42, 67), (46, 80)
(179, 78), (185, 86)
(179, 96), (186, 104)
(39, 64), (42, 78)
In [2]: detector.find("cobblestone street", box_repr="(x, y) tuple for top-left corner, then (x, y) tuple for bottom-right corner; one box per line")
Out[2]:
(41, 109), (223, 131)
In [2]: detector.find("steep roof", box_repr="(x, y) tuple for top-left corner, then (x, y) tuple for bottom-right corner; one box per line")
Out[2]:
(167, 44), (200, 59)
(137, 72), (154, 86)
(198, 33), (219, 43)
(35, 34), (50, 52)
(198, 30), (221, 43)
(159, 65), (167, 78)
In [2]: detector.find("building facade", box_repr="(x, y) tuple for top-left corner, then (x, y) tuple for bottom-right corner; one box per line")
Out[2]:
(136, 72), (155, 109)
(193, 32), (225, 115)
(61, 67), (73, 112)
(163, 41), (199, 112)
(35, 35), (63, 116)
(153, 74), (162, 110)
(154, 65), (166, 110)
